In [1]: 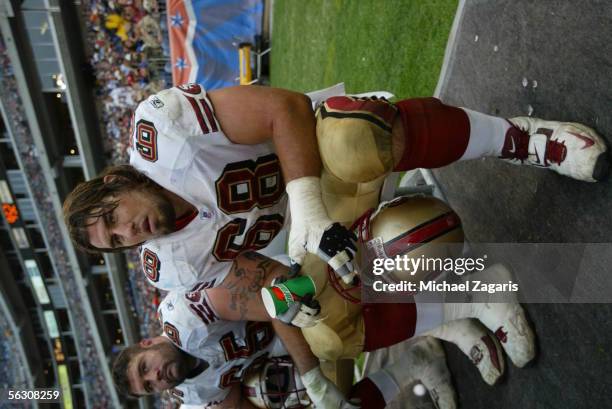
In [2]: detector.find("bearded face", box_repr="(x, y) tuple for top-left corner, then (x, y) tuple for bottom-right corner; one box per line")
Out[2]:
(86, 184), (176, 250)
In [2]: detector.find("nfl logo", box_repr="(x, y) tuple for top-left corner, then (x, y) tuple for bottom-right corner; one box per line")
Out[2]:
(150, 96), (165, 109)
(200, 208), (214, 219)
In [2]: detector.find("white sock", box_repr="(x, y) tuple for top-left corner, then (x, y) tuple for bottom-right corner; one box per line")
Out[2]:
(412, 264), (517, 339)
(460, 108), (511, 160)
(425, 319), (489, 355)
(442, 263), (518, 328)
(443, 302), (512, 331)
(413, 292), (445, 336)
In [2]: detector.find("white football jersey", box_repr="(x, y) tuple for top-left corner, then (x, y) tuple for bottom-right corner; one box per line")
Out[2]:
(129, 84), (288, 291)
(158, 290), (286, 406)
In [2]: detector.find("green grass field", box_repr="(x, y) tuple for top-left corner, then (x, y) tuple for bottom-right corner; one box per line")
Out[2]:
(271, 0), (458, 98)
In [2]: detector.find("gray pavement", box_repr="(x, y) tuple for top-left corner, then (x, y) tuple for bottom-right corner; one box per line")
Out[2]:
(432, 1), (612, 407)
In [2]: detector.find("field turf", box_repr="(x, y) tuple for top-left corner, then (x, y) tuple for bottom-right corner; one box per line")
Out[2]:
(271, 0), (458, 98)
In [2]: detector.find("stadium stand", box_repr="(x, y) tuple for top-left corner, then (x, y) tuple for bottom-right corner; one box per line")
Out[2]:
(0, 307), (33, 409)
(82, 0), (171, 164)
(0, 38), (112, 408)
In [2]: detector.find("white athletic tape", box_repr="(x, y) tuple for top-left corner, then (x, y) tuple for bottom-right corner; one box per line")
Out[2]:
(328, 250), (351, 270)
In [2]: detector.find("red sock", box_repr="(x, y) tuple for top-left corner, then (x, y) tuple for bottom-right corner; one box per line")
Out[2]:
(362, 302), (417, 351)
(393, 98), (470, 170)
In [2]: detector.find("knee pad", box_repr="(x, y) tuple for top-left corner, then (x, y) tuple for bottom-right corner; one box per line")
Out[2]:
(316, 96), (396, 183)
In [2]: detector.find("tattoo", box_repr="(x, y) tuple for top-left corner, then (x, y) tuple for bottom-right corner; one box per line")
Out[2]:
(242, 251), (266, 261)
(222, 252), (277, 320)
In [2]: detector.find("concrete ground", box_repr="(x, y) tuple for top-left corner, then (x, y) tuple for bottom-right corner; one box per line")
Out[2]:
(431, 1), (612, 408)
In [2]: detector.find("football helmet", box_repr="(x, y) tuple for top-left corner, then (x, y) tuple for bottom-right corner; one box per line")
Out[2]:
(328, 195), (465, 303)
(243, 357), (311, 409)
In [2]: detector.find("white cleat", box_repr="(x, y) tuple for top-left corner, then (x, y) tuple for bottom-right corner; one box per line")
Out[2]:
(426, 319), (505, 386)
(445, 264), (537, 368)
(470, 330), (505, 385)
(472, 264), (536, 367)
(488, 302), (536, 368)
(502, 117), (609, 182)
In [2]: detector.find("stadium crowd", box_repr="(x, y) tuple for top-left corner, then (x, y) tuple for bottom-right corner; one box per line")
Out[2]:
(83, 0), (171, 163)
(0, 314), (32, 408)
(0, 39), (112, 408)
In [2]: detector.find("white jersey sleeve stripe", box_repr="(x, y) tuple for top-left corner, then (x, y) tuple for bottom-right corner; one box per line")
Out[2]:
(187, 296), (218, 325)
(199, 96), (219, 133)
(185, 95), (210, 134)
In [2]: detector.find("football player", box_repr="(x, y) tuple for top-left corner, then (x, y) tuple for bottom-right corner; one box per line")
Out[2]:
(203, 248), (535, 408)
(111, 253), (530, 409)
(63, 84), (609, 295)
(66, 83), (552, 406)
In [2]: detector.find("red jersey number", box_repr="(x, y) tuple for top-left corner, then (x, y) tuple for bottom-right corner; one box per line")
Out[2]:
(212, 214), (283, 262)
(218, 322), (274, 389)
(135, 119), (158, 162)
(185, 291), (218, 325)
(219, 322), (274, 361)
(215, 154), (285, 215)
(142, 249), (161, 282)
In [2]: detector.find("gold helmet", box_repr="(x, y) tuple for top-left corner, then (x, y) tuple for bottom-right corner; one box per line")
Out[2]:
(364, 195), (464, 282)
(328, 195), (464, 302)
(243, 357), (311, 409)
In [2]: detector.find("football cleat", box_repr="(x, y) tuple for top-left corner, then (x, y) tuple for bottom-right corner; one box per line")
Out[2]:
(486, 302), (536, 368)
(426, 319), (505, 386)
(469, 263), (536, 368)
(501, 117), (609, 182)
(444, 264), (537, 368)
(470, 331), (505, 386)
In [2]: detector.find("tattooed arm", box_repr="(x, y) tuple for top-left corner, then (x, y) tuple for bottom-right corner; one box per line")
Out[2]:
(206, 251), (290, 321)
(207, 251), (320, 375)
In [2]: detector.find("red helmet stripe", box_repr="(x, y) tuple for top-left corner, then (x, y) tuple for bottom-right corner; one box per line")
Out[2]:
(384, 211), (461, 257)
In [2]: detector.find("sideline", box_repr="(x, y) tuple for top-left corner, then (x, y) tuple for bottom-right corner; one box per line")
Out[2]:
(434, 0), (467, 99)
(419, 0), (468, 202)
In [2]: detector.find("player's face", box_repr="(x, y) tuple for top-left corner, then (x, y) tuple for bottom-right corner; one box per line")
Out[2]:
(127, 338), (191, 396)
(86, 186), (175, 250)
